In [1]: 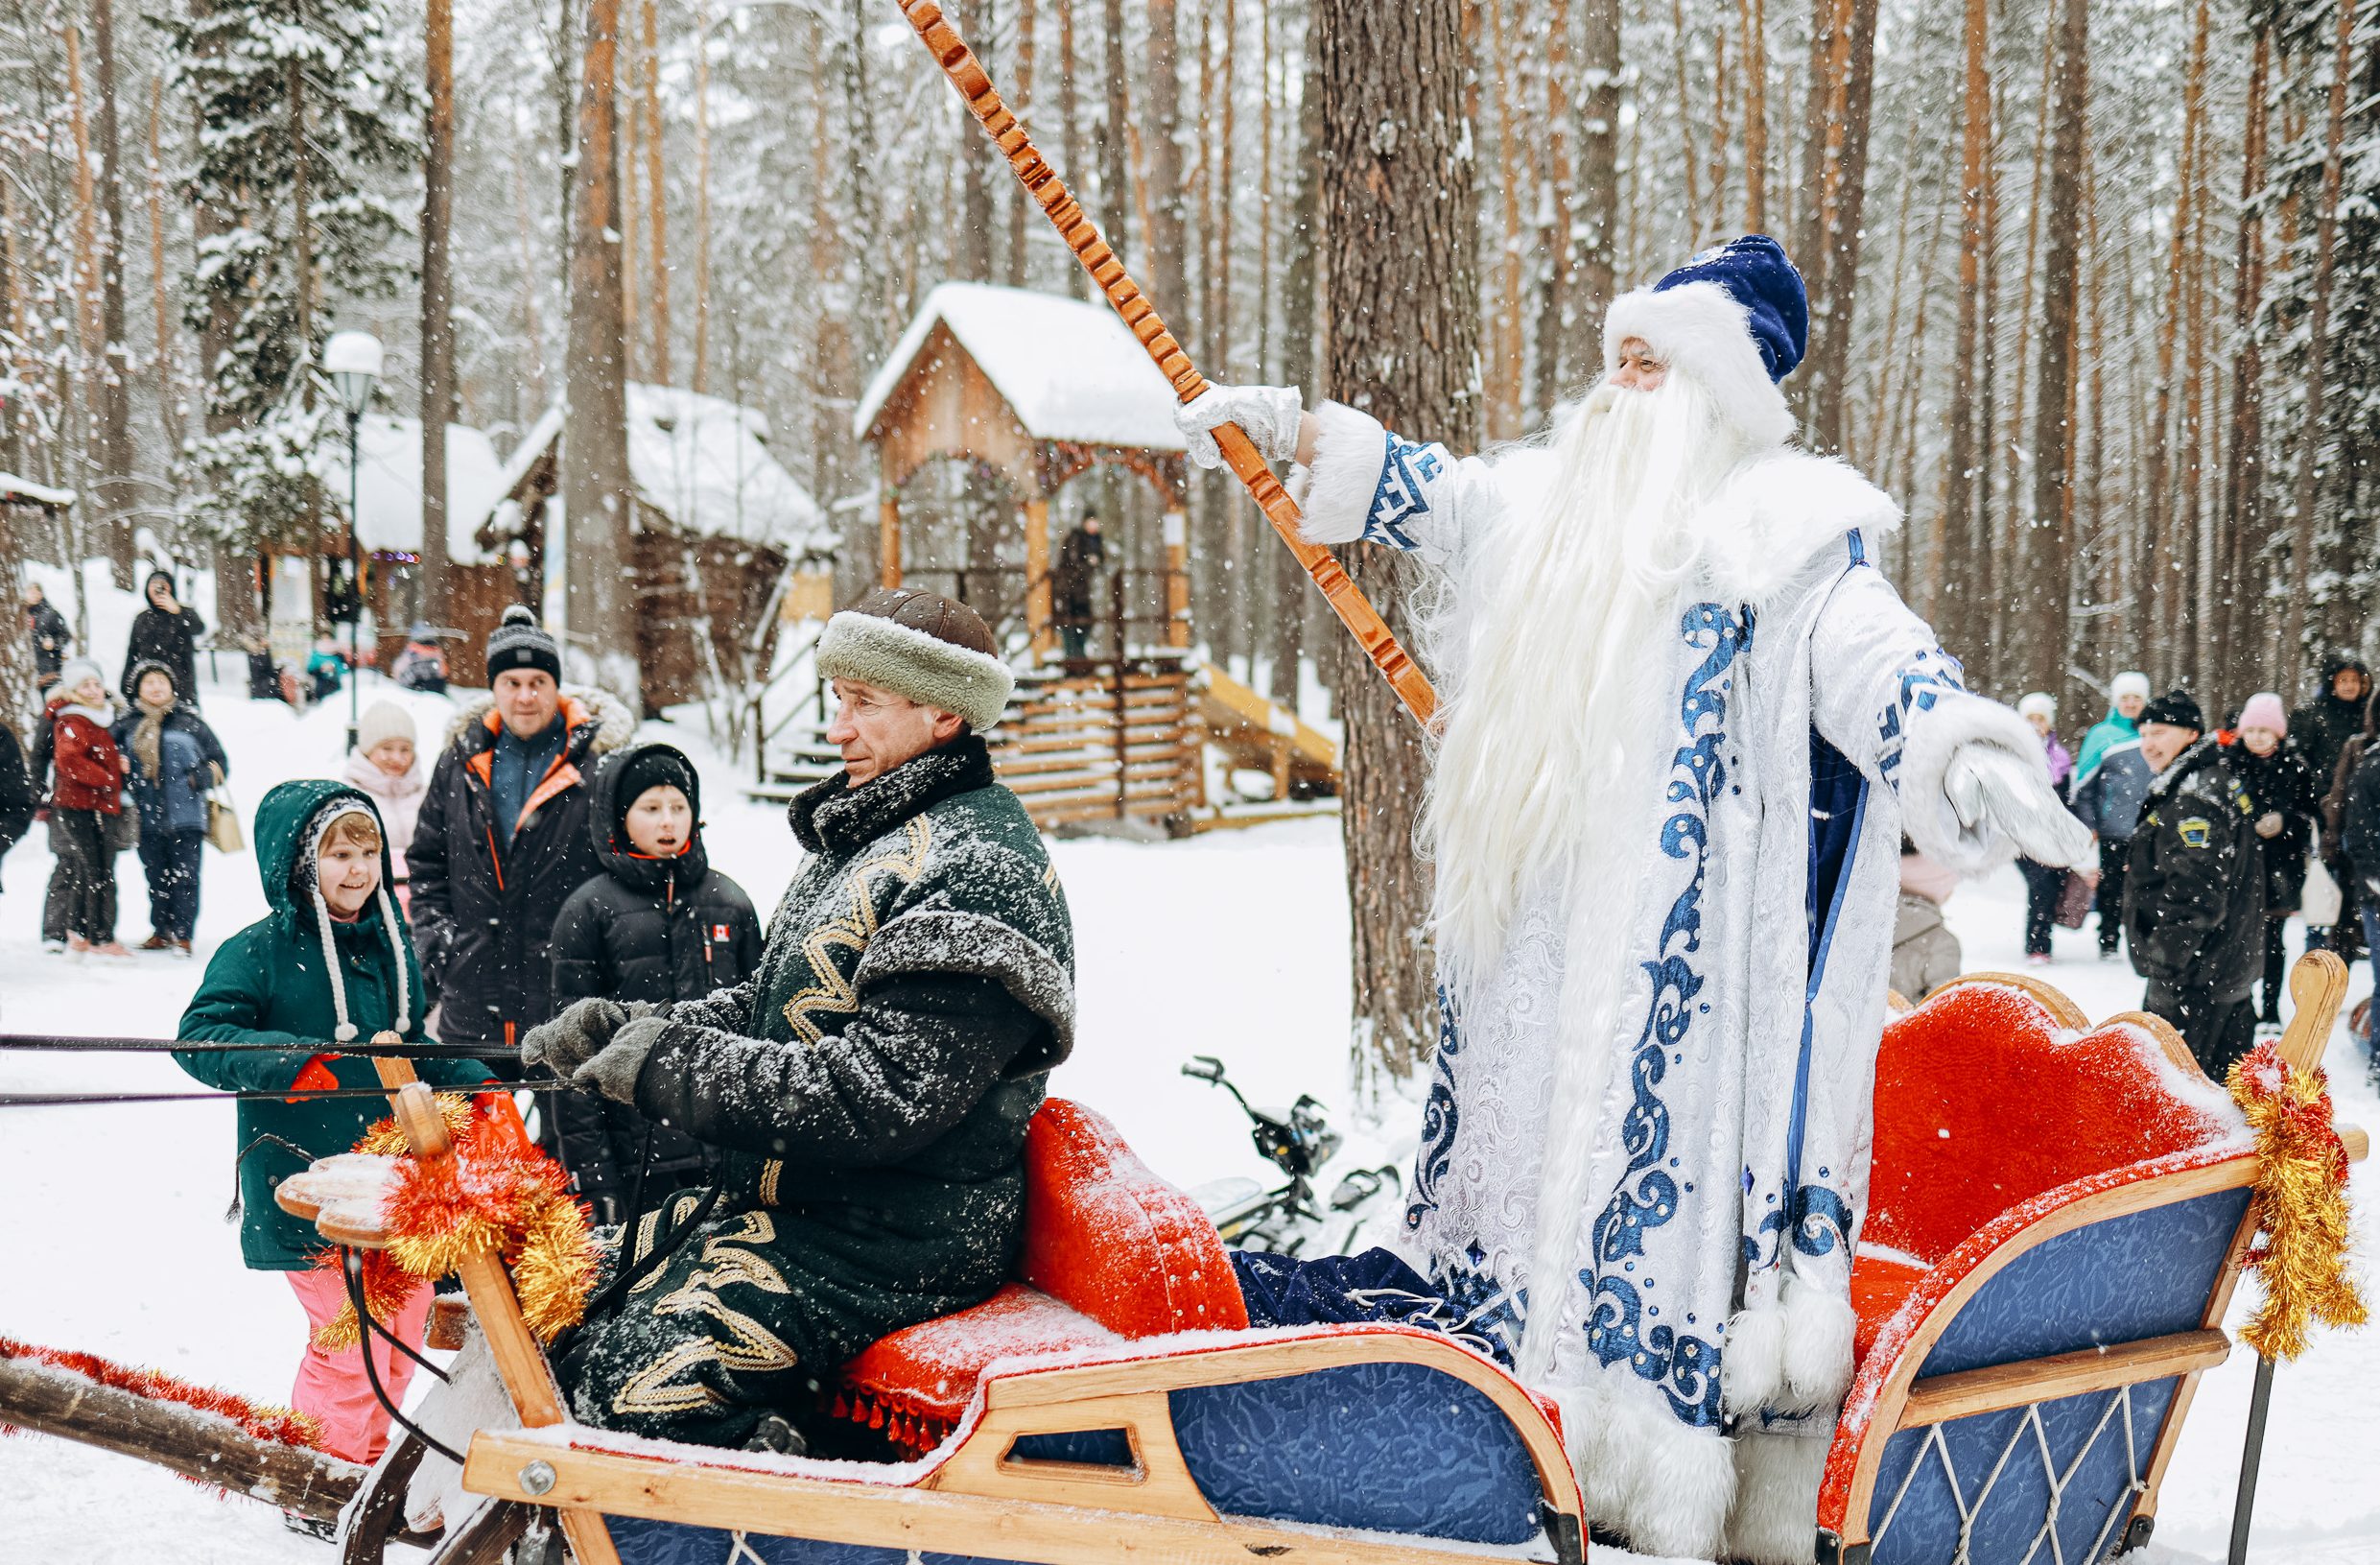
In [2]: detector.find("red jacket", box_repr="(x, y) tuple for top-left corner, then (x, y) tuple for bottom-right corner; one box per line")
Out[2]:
(43, 697), (124, 814)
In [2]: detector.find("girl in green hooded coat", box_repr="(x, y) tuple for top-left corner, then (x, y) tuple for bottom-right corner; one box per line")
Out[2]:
(176, 779), (492, 1471)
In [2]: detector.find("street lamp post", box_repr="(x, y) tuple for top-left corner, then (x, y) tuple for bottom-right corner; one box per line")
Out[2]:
(324, 330), (383, 754)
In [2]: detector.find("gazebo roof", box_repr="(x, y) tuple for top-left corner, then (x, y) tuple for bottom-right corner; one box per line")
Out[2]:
(854, 282), (1188, 454)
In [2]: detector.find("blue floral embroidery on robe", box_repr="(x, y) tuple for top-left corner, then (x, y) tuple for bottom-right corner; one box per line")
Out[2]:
(1363, 436), (1446, 550)
(1578, 602), (1747, 1430)
(1405, 984), (1463, 1232)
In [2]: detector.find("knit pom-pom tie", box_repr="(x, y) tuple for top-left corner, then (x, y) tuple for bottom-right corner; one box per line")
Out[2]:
(312, 888), (358, 1044)
(377, 884), (411, 1035)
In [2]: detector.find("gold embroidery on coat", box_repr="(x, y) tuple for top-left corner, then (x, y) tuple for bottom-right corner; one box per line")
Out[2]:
(779, 817), (932, 1041)
(610, 1211), (803, 1417)
(758, 1159), (784, 1205)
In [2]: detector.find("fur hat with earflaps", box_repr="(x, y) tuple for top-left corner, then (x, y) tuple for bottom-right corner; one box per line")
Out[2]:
(815, 587), (1013, 732)
(1602, 233), (1809, 449)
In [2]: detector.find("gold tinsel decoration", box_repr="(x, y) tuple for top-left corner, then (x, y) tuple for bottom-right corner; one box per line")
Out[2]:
(2227, 1042), (2368, 1361)
(312, 1093), (600, 1348)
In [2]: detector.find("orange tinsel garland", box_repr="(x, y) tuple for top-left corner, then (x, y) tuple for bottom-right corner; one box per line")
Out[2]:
(0, 1335), (324, 1454)
(311, 1093), (600, 1350)
(2227, 1041), (2368, 1361)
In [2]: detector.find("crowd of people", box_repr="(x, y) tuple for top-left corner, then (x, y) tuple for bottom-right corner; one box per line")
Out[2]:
(1891, 654), (2380, 1082)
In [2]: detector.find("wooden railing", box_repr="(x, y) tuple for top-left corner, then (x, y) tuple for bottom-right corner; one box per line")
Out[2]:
(991, 657), (1204, 831)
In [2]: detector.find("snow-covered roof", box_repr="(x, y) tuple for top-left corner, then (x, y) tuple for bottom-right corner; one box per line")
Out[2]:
(315, 415), (507, 565)
(492, 388), (831, 557)
(853, 282), (1189, 453)
(626, 384), (830, 553)
(0, 470), (76, 508)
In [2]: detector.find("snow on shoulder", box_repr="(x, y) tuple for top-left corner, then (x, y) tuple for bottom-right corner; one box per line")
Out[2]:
(853, 282), (1190, 455)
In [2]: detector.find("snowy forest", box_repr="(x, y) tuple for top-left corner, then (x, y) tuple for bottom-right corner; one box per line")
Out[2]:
(1, 0), (2375, 1063)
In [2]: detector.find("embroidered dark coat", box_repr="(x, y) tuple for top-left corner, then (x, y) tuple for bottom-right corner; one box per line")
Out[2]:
(556, 737), (1075, 1448)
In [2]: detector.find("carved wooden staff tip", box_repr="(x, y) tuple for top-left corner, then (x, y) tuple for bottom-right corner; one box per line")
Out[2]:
(893, 0), (1437, 726)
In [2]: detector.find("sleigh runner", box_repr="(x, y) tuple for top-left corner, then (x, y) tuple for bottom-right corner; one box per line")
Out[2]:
(194, 959), (2346, 1565)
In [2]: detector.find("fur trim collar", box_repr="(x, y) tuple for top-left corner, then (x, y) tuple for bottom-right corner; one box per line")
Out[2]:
(443, 687), (636, 758)
(1693, 449), (1903, 607)
(1605, 280), (1798, 449)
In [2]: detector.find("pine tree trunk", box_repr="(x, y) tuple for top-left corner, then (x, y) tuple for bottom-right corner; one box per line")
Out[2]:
(1146, 0), (1187, 311)
(567, 0), (640, 711)
(1061, 0), (1082, 297)
(146, 75), (180, 463)
(960, 0), (998, 279)
(420, 0), (458, 628)
(1532, 0), (1572, 418)
(1793, 0), (1879, 453)
(2283, 0), (2356, 678)
(2218, 29), (2272, 697)
(2024, 0), (2086, 703)
(1737, 0), (1767, 230)
(693, 0), (714, 392)
(1487, 0), (1528, 438)
(1319, 0), (1480, 1083)
(92, 0), (134, 589)
(1008, 0), (1038, 286)
(1272, 18), (1321, 706)
(1099, 0), (1132, 267)
(1576, 0), (1619, 339)
(640, 0), (670, 382)
(1936, 0), (1986, 633)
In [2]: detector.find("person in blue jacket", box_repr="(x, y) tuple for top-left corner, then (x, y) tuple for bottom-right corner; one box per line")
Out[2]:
(2070, 724), (2156, 960)
(113, 660), (226, 953)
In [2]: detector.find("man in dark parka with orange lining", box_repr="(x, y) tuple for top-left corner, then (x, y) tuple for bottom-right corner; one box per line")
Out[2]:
(407, 605), (633, 1079)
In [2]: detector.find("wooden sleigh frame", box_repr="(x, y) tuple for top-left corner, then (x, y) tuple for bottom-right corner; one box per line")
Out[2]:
(1814, 957), (2369, 1565)
(282, 957), (2365, 1565)
(283, 1065), (1586, 1565)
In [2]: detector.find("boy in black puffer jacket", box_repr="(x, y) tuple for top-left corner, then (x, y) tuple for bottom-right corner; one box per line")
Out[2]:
(546, 742), (762, 1222)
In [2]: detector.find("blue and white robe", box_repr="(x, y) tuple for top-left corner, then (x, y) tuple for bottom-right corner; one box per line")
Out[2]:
(1292, 400), (2044, 1564)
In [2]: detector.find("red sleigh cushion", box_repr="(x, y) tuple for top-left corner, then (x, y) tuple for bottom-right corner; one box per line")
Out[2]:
(1016, 1098), (1249, 1337)
(1847, 977), (2241, 1364)
(837, 1098), (1246, 1448)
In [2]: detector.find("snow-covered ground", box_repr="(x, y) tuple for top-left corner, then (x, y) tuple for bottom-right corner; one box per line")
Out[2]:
(1, 587), (2373, 1561)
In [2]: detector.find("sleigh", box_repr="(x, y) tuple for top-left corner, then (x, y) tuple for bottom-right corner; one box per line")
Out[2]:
(1818, 957), (2367, 1565)
(249, 958), (2360, 1565)
(286, 1090), (1585, 1565)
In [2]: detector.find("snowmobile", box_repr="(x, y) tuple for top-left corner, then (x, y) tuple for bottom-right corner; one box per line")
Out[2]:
(0, 960), (2364, 1565)
(1180, 1055), (1404, 1255)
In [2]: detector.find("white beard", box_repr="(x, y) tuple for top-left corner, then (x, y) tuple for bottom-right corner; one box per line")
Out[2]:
(1413, 372), (1750, 1384)
(1418, 373), (1744, 987)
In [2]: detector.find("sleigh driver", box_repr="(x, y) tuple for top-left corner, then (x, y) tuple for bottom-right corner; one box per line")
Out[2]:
(1177, 236), (2092, 1564)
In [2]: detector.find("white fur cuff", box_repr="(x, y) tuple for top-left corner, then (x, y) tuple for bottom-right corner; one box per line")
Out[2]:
(1900, 691), (2049, 875)
(1286, 400), (1389, 546)
(1605, 280), (1798, 450)
(1726, 1428), (1829, 1565)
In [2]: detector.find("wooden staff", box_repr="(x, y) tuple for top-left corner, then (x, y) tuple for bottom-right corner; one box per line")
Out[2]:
(893, 0), (1438, 727)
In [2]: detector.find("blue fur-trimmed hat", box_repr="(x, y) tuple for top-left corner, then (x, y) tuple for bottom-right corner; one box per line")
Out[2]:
(1650, 235), (1807, 383)
(1602, 234), (1809, 447)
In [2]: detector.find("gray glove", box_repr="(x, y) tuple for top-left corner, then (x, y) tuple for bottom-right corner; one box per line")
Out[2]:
(1945, 744), (2095, 869)
(521, 996), (639, 1077)
(1172, 382), (1304, 470)
(572, 1014), (669, 1106)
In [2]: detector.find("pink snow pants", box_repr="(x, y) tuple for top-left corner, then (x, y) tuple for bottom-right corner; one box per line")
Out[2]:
(285, 1269), (434, 1464)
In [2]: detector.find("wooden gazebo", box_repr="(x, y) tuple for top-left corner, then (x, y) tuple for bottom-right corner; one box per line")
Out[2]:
(854, 283), (1202, 828)
(853, 282), (1190, 656)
